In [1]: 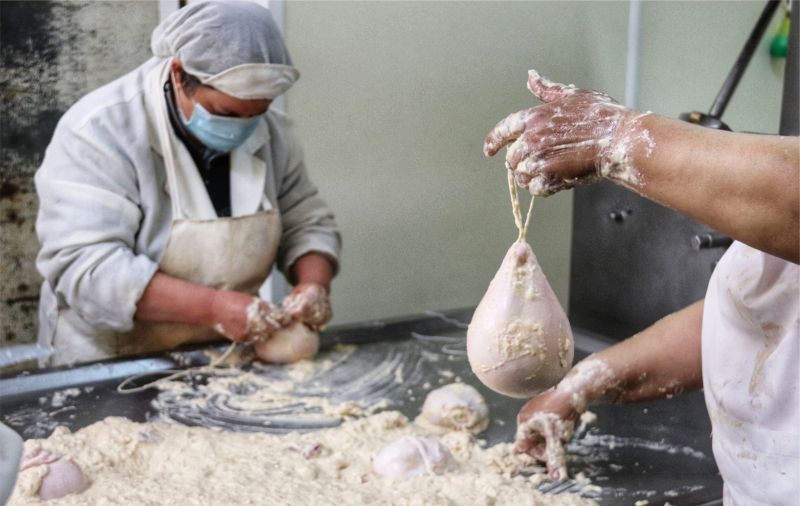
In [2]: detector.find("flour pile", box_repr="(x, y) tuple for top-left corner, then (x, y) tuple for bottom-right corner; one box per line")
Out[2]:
(9, 410), (597, 506)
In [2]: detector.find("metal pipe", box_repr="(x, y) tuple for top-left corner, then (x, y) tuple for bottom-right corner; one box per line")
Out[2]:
(691, 233), (734, 250)
(708, 0), (781, 119)
(624, 0), (643, 109)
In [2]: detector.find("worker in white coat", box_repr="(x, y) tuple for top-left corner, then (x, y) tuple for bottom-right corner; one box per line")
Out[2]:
(485, 68), (798, 504)
(35, 1), (341, 366)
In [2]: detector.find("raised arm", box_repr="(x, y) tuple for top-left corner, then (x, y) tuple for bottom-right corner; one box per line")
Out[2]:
(484, 70), (800, 263)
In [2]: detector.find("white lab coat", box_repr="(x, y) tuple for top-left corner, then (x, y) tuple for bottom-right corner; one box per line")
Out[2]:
(702, 241), (799, 505)
(35, 57), (341, 365)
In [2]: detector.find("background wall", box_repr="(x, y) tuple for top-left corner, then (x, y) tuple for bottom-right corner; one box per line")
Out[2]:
(284, 1), (629, 325)
(0, 1), (789, 357)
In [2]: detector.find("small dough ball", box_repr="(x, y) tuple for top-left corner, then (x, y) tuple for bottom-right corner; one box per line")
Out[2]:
(38, 457), (91, 501)
(255, 322), (320, 364)
(372, 436), (455, 479)
(20, 447), (90, 501)
(417, 383), (489, 433)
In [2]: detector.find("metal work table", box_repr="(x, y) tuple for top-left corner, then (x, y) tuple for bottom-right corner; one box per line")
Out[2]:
(0, 309), (722, 505)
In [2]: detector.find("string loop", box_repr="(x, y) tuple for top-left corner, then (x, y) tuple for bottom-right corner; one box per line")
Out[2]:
(507, 171), (535, 241)
(117, 342), (239, 394)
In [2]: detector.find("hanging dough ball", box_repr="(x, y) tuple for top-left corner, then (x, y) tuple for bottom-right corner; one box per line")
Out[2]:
(20, 447), (90, 501)
(254, 322), (320, 364)
(467, 241), (574, 398)
(416, 383), (489, 434)
(372, 436), (456, 479)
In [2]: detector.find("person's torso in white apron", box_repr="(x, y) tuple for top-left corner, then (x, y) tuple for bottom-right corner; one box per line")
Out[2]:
(46, 59), (282, 365)
(702, 241), (799, 505)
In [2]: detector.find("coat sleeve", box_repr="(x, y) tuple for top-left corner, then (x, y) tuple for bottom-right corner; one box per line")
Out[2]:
(35, 118), (159, 332)
(274, 122), (342, 280)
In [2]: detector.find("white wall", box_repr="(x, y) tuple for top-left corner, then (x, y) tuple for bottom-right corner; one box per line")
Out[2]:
(284, 1), (629, 325)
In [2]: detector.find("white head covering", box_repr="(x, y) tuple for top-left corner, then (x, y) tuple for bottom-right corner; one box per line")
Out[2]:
(151, 1), (299, 100)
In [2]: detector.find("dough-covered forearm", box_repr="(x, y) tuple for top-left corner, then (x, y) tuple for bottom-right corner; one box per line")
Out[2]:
(483, 71), (799, 262)
(284, 255), (334, 330)
(134, 273), (217, 326)
(136, 274), (289, 342)
(631, 115), (799, 262)
(557, 300), (704, 411)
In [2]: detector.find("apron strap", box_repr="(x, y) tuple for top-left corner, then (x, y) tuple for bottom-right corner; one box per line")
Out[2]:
(149, 59), (185, 219)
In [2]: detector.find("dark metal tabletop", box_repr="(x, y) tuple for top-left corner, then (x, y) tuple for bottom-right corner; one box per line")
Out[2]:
(0, 309), (722, 505)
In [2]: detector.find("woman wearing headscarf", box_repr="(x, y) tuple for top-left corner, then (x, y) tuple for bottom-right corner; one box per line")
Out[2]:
(35, 1), (341, 366)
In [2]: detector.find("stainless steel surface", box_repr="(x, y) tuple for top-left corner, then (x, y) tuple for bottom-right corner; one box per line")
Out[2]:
(569, 182), (726, 340)
(0, 309), (722, 504)
(691, 233), (733, 251)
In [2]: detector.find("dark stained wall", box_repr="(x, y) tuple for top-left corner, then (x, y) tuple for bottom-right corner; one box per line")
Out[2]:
(0, 1), (158, 348)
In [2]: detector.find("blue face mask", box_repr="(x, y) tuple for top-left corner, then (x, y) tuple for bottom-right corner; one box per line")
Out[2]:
(181, 102), (260, 153)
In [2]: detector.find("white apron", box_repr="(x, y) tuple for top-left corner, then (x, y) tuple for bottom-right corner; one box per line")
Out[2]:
(48, 59), (282, 364)
(702, 241), (800, 505)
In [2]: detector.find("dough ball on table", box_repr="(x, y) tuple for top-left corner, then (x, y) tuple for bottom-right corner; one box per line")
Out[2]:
(417, 383), (489, 434)
(20, 447), (90, 501)
(254, 322), (320, 364)
(372, 436), (456, 479)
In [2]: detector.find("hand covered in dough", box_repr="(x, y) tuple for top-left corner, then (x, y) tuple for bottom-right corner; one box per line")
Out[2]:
(210, 291), (289, 343)
(282, 283), (332, 330)
(515, 388), (578, 480)
(484, 69), (651, 196)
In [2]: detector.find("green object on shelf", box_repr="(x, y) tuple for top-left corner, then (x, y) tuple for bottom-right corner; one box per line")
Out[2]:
(770, 14), (791, 58)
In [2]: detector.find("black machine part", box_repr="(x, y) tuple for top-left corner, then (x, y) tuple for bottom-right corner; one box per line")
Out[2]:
(679, 0), (782, 131)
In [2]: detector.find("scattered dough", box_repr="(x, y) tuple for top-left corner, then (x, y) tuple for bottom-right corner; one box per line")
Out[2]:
(255, 322), (320, 364)
(372, 436), (455, 479)
(416, 383), (489, 434)
(8, 412), (598, 505)
(468, 174), (573, 398)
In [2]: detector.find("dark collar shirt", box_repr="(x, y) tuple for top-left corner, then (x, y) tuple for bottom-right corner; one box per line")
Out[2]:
(164, 80), (232, 217)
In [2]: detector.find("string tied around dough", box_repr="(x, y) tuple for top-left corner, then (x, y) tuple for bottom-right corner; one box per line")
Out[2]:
(116, 342), (239, 394)
(507, 171), (535, 241)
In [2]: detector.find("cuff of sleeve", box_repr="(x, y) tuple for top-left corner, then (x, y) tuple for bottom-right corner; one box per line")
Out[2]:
(118, 256), (160, 331)
(80, 255), (160, 332)
(280, 240), (340, 281)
